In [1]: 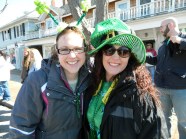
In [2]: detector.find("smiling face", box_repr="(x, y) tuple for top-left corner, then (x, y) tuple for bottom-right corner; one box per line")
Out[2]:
(57, 31), (85, 77)
(102, 45), (130, 81)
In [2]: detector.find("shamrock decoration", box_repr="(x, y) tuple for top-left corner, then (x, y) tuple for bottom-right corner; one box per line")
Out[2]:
(34, 0), (59, 25)
(80, 0), (91, 13)
(34, 0), (50, 14)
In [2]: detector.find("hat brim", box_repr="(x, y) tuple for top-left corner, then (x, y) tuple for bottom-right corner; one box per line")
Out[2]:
(88, 34), (146, 64)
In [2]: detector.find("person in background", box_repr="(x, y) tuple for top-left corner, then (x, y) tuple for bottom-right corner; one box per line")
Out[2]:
(145, 43), (157, 83)
(11, 53), (16, 65)
(5, 53), (11, 63)
(82, 18), (168, 139)
(146, 17), (186, 139)
(0, 51), (14, 102)
(28, 48), (43, 74)
(21, 48), (31, 83)
(9, 26), (90, 139)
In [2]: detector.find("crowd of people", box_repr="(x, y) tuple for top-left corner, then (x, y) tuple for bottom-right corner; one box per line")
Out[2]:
(0, 16), (184, 139)
(0, 47), (43, 101)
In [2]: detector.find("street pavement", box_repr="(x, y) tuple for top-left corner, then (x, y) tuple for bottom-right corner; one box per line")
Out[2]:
(0, 70), (22, 139)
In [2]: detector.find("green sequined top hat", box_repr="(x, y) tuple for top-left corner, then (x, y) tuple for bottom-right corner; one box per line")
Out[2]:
(88, 18), (146, 64)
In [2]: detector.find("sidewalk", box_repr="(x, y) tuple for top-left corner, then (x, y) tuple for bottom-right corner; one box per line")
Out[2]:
(0, 69), (22, 138)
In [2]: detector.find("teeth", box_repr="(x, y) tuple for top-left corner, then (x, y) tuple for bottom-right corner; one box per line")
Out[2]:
(67, 61), (77, 65)
(109, 63), (119, 66)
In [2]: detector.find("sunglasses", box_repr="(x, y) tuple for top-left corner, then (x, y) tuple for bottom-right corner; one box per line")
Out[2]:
(102, 45), (131, 58)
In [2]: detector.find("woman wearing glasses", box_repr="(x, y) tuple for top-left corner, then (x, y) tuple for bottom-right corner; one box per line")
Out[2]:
(10, 26), (90, 139)
(82, 18), (168, 139)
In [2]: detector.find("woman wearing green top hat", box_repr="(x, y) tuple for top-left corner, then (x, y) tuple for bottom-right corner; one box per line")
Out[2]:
(82, 18), (168, 139)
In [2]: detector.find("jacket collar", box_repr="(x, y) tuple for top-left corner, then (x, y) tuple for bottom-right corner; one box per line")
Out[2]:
(59, 65), (89, 89)
(46, 60), (89, 93)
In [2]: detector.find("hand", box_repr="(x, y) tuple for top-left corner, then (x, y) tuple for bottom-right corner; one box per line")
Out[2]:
(170, 36), (182, 44)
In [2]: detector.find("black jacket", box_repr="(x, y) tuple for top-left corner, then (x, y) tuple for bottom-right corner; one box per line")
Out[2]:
(154, 32), (186, 89)
(82, 74), (168, 139)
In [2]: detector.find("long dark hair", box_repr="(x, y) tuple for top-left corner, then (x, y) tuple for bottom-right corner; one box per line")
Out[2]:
(90, 48), (160, 106)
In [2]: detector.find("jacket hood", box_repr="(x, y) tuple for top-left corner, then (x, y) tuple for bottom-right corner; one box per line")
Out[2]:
(41, 59), (57, 74)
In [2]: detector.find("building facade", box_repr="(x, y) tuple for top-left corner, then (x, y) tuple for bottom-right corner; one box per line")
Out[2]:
(0, 0), (186, 69)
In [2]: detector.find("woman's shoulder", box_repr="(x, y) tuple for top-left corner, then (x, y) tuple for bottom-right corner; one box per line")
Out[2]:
(27, 68), (48, 84)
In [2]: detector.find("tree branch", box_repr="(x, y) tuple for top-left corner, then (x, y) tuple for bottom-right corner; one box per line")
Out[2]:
(67, 0), (91, 41)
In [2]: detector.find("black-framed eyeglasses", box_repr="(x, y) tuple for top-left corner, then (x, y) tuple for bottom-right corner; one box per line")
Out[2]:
(57, 48), (84, 55)
(102, 45), (131, 58)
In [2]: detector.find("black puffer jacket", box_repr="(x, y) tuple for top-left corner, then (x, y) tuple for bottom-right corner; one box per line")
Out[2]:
(10, 59), (90, 139)
(82, 75), (168, 139)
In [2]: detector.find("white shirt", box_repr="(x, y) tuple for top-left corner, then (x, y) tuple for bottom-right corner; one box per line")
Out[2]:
(0, 56), (15, 81)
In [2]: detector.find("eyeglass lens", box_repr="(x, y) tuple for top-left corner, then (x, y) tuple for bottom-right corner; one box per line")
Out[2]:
(57, 48), (84, 55)
(103, 45), (130, 58)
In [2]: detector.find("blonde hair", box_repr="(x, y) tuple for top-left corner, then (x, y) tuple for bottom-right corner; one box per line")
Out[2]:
(29, 48), (43, 68)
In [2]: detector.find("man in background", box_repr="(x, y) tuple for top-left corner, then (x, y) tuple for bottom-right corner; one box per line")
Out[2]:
(154, 17), (186, 139)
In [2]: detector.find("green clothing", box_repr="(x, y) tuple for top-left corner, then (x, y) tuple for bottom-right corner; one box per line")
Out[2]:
(87, 81), (112, 139)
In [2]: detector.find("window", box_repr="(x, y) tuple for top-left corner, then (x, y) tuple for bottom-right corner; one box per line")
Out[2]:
(140, 0), (151, 5)
(5, 30), (8, 40)
(118, 3), (128, 19)
(17, 26), (19, 37)
(20, 25), (23, 36)
(22, 23), (25, 36)
(115, 0), (130, 20)
(137, 0), (153, 16)
(14, 27), (16, 38)
(8, 29), (11, 40)
(2, 32), (4, 41)
(20, 23), (25, 36)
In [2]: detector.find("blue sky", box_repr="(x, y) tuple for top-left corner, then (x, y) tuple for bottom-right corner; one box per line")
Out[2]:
(0, 0), (51, 27)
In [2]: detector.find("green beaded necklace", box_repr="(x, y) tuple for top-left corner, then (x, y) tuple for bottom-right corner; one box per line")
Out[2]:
(87, 79), (117, 139)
